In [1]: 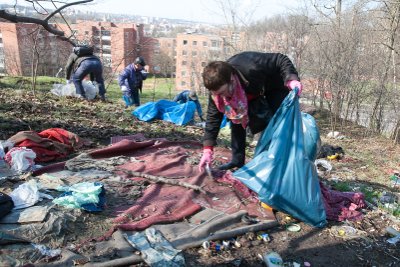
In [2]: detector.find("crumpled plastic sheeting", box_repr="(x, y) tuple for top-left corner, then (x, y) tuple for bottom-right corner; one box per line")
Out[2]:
(124, 228), (185, 267)
(4, 147), (36, 173)
(53, 181), (105, 211)
(10, 179), (53, 209)
(0, 207), (81, 246)
(51, 81), (99, 100)
(32, 243), (62, 257)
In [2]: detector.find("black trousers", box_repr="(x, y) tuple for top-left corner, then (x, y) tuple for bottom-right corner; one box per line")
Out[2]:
(230, 123), (246, 165)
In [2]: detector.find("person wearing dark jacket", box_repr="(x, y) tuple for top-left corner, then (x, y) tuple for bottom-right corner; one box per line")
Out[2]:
(65, 48), (106, 101)
(119, 56), (149, 107)
(173, 90), (205, 121)
(198, 52), (303, 171)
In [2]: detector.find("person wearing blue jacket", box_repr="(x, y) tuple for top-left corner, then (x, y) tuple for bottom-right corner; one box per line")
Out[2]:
(173, 90), (205, 121)
(118, 57), (149, 107)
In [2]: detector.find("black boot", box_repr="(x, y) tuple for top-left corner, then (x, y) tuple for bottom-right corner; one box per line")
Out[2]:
(218, 161), (244, 170)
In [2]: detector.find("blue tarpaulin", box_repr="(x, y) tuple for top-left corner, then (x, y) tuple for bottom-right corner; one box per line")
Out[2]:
(132, 100), (196, 126)
(234, 89), (327, 227)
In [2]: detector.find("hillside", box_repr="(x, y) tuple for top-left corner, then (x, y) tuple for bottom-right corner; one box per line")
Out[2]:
(0, 82), (399, 266)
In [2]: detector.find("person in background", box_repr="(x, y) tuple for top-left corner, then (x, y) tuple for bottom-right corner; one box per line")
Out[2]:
(119, 56), (149, 107)
(198, 52), (302, 171)
(173, 89), (205, 122)
(65, 46), (106, 101)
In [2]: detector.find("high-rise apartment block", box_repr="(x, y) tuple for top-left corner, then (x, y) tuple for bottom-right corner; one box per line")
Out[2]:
(175, 33), (225, 93)
(0, 21), (154, 77)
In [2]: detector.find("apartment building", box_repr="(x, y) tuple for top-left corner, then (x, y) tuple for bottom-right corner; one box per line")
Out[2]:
(65, 21), (154, 75)
(175, 33), (225, 93)
(153, 37), (176, 77)
(0, 22), (70, 76)
(0, 21), (155, 77)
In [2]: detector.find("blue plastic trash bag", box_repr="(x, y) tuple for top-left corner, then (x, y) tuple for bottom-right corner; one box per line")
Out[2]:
(234, 89), (326, 227)
(162, 101), (196, 125)
(132, 100), (196, 126)
(301, 112), (321, 161)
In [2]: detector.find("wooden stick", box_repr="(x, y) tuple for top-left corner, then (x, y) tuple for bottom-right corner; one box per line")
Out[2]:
(122, 170), (206, 194)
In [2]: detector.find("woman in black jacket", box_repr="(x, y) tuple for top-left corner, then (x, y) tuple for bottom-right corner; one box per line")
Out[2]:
(199, 52), (302, 171)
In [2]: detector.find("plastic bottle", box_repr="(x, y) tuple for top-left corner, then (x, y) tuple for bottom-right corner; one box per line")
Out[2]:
(263, 252), (283, 267)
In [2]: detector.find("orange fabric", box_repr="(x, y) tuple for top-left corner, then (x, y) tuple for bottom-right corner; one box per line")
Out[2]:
(8, 128), (84, 162)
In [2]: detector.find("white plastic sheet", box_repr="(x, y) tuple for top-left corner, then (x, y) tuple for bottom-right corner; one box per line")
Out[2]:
(51, 81), (99, 100)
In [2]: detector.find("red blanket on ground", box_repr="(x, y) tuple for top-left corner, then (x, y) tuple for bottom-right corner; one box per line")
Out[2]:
(33, 138), (275, 240)
(8, 128), (84, 162)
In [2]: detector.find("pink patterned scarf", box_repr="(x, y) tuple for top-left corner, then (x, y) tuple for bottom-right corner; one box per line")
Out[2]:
(211, 74), (248, 129)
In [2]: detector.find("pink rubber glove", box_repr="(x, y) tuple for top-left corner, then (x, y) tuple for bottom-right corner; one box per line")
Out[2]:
(199, 147), (213, 171)
(286, 80), (303, 96)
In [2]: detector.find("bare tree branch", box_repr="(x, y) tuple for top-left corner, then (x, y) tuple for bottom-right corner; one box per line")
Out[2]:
(0, 0), (94, 45)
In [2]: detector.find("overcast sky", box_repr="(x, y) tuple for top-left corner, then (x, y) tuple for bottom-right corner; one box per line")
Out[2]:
(1, 0), (301, 24)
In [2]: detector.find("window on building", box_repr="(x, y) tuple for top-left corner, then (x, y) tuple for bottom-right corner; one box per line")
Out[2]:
(182, 50), (187, 56)
(192, 51), (197, 57)
(201, 62), (206, 67)
(203, 41), (208, 47)
(211, 41), (218, 47)
(181, 71), (186, 76)
(183, 40), (188, 45)
(181, 81), (186, 86)
(85, 31), (89, 35)
(192, 40), (197, 46)
(182, 61), (187, 65)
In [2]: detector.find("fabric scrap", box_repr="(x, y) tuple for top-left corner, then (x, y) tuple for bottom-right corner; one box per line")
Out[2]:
(124, 228), (185, 267)
(320, 182), (366, 221)
(7, 128), (84, 162)
(53, 181), (105, 212)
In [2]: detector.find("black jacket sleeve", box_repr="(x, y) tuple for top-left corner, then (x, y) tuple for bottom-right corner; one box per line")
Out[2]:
(202, 93), (224, 147)
(65, 53), (78, 80)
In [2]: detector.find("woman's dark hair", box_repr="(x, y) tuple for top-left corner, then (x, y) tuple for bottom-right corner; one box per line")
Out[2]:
(202, 61), (234, 91)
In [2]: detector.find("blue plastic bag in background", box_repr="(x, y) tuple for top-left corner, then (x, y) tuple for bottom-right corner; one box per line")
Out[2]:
(132, 100), (196, 126)
(234, 89), (326, 227)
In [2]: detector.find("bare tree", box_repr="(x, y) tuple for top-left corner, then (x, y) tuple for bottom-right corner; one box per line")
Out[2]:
(0, 0), (93, 45)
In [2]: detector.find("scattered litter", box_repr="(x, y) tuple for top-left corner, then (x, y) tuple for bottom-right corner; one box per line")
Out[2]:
(53, 181), (105, 211)
(32, 244), (61, 257)
(261, 251), (283, 267)
(286, 223), (301, 232)
(390, 172), (400, 187)
(9, 180), (52, 209)
(4, 147), (36, 173)
(202, 241), (210, 249)
(386, 226), (400, 245)
(257, 232), (271, 242)
(326, 131), (345, 139)
(241, 214), (259, 224)
(329, 225), (361, 239)
(314, 159), (332, 175)
(124, 228), (185, 267)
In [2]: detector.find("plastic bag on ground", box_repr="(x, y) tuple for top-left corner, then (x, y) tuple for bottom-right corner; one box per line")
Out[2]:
(4, 147), (36, 173)
(51, 81), (98, 100)
(132, 100), (196, 126)
(234, 89), (327, 228)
